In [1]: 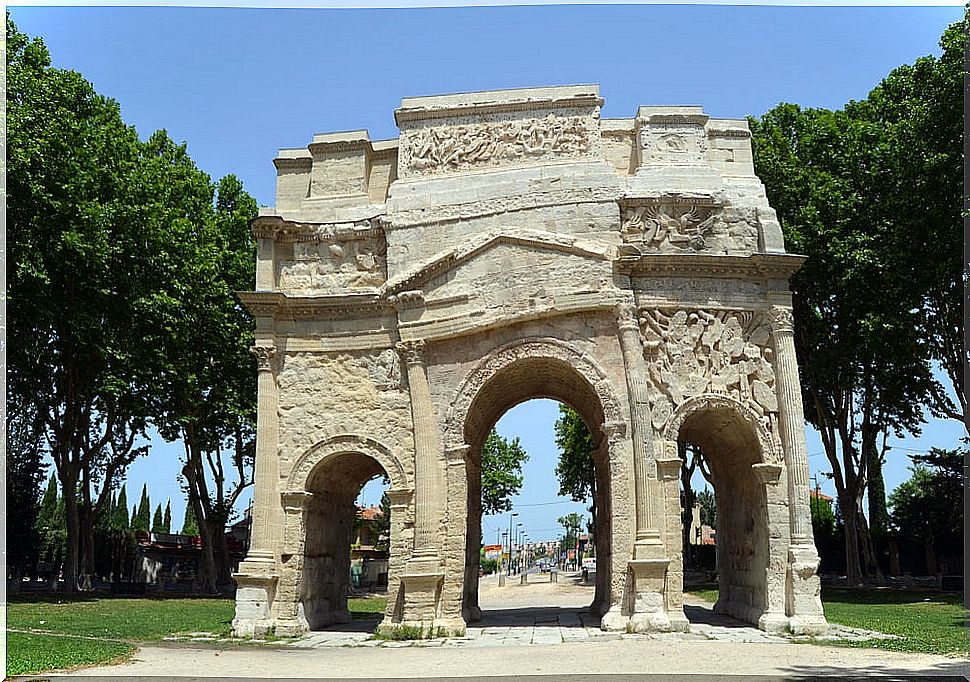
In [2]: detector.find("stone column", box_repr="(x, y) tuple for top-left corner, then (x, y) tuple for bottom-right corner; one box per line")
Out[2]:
(768, 306), (827, 635)
(242, 344), (281, 567)
(396, 339), (443, 568)
(616, 302), (663, 556)
(232, 343), (281, 638)
(392, 339), (447, 631)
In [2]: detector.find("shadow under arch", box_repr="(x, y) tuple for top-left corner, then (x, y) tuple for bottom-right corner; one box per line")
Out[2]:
(664, 393), (778, 627)
(291, 435), (406, 630)
(445, 337), (625, 623)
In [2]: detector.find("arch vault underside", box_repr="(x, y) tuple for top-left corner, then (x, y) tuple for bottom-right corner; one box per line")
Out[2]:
(231, 85), (828, 639)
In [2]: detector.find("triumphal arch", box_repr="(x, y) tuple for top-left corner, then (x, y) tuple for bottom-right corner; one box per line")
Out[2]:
(232, 85), (827, 638)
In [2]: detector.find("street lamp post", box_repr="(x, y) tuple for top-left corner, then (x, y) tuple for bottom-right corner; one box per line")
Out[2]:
(507, 512), (517, 577)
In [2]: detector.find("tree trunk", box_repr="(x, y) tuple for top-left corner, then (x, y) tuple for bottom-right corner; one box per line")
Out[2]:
(857, 507), (885, 583)
(210, 520), (233, 590)
(62, 477), (80, 593)
(862, 424), (888, 576)
(924, 538), (938, 576)
(839, 493), (864, 586)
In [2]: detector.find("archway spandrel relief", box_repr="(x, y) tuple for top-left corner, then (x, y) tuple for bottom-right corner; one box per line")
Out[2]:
(275, 350), (415, 480)
(640, 307), (784, 463)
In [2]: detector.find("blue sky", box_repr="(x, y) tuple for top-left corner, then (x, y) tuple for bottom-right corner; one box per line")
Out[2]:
(12, 3), (964, 539)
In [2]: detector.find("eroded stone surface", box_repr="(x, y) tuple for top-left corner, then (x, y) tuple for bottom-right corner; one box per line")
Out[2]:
(233, 85), (827, 640)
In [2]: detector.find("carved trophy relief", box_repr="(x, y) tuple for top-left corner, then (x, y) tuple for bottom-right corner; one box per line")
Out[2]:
(402, 114), (594, 176)
(639, 308), (780, 443)
(278, 231), (386, 293)
(640, 126), (707, 166)
(620, 203), (760, 255)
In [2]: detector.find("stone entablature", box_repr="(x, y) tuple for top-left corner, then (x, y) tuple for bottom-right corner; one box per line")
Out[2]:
(233, 85), (827, 641)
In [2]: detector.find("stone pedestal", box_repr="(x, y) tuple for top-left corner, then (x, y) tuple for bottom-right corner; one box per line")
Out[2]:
(387, 571), (465, 634)
(627, 558), (673, 632)
(787, 545), (828, 635)
(232, 573), (279, 637)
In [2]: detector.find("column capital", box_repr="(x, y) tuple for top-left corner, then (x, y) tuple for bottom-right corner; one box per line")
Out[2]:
(616, 301), (640, 332)
(768, 306), (795, 335)
(280, 490), (313, 512)
(752, 462), (784, 485)
(655, 457), (683, 481)
(396, 339), (426, 366)
(602, 420), (627, 444)
(251, 344), (277, 372)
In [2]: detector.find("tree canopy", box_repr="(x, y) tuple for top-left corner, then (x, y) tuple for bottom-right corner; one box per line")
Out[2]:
(481, 429), (529, 515)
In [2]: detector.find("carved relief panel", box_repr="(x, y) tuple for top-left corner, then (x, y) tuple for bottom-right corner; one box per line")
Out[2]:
(639, 308), (780, 447)
(399, 111), (600, 177)
(619, 200), (760, 255)
(277, 225), (387, 294)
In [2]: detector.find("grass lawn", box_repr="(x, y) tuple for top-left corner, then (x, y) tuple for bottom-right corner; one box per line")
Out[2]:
(7, 594), (235, 675)
(349, 596), (387, 619)
(7, 593), (391, 675)
(687, 586), (968, 657)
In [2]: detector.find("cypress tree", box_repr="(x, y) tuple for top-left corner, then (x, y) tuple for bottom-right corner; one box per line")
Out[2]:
(114, 485), (130, 530)
(181, 502), (199, 536)
(151, 504), (164, 532)
(132, 484), (151, 532)
(162, 501), (172, 534)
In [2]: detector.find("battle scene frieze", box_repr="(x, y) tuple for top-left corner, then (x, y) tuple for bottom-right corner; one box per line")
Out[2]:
(399, 111), (600, 177)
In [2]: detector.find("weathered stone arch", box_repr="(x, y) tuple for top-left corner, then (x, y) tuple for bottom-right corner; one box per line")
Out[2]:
(287, 434), (409, 493)
(661, 393), (782, 464)
(443, 336), (624, 449)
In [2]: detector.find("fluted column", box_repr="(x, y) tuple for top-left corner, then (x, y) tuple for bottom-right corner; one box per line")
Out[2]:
(616, 302), (662, 551)
(768, 306), (813, 545)
(245, 344), (280, 566)
(397, 339), (442, 566)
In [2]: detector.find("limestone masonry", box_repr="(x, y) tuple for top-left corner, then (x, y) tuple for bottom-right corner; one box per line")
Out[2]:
(232, 85), (828, 639)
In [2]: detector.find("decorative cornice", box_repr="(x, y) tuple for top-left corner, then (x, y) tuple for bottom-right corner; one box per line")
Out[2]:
(237, 291), (393, 320)
(615, 253), (806, 280)
(394, 92), (604, 125)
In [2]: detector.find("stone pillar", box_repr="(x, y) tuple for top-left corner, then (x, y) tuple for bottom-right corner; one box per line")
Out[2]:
(751, 463), (789, 634)
(392, 339), (447, 631)
(232, 343), (281, 638)
(384, 489), (413, 624)
(396, 339), (443, 568)
(242, 344), (281, 567)
(657, 447), (689, 631)
(768, 306), (827, 635)
(274, 490), (313, 636)
(616, 302), (663, 557)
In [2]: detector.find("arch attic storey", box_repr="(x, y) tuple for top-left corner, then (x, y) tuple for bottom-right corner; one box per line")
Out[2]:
(232, 86), (827, 637)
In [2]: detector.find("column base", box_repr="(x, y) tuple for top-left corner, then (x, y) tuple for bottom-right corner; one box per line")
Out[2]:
(789, 614), (829, 636)
(599, 604), (628, 631)
(758, 611), (790, 634)
(232, 572), (279, 638)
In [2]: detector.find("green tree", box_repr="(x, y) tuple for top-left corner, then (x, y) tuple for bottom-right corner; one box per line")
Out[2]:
(553, 405), (595, 502)
(481, 429), (529, 514)
(695, 487), (716, 529)
(181, 500), (200, 536)
(162, 501), (172, 534)
(35, 474), (66, 576)
(888, 448), (964, 574)
(374, 492), (391, 553)
(132, 484), (151, 532)
(750, 99), (936, 583)
(148, 165), (258, 592)
(114, 485), (130, 530)
(152, 504), (164, 533)
(7, 393), (47, 580)
(558, 512), (584, 564)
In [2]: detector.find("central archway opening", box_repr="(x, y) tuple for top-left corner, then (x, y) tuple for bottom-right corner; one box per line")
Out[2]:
(460, 354), (613, 628)
(675, 403), (771, 627)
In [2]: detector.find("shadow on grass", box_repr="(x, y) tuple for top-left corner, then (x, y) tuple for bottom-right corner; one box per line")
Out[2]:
(8, 591), (235, 604)
(821, 586), (964, 606)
